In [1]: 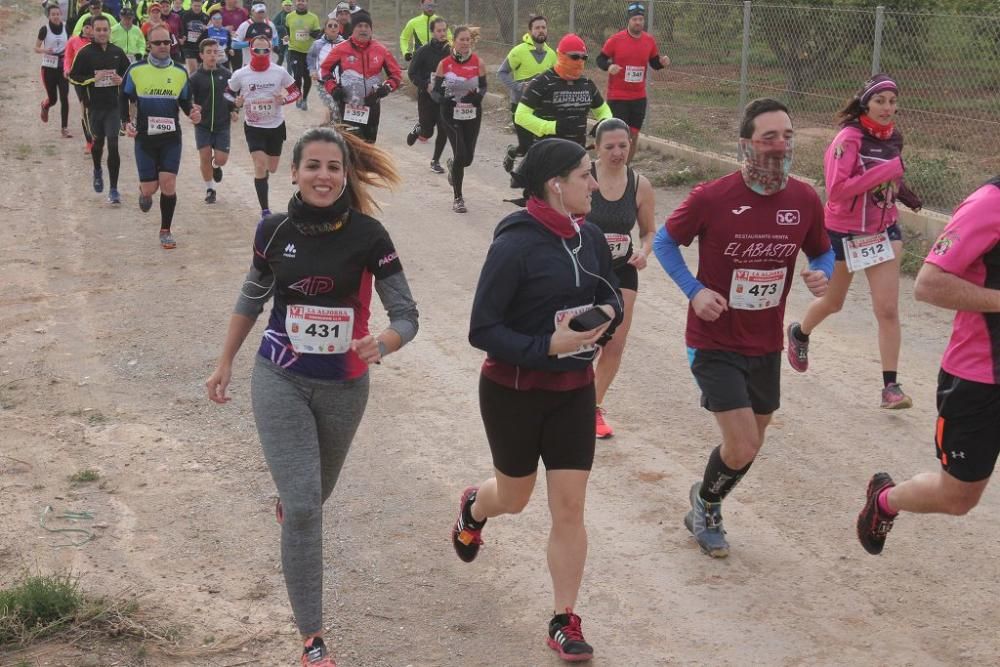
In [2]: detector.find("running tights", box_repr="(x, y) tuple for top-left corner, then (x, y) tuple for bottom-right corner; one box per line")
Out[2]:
(290, 52), (311, 101)
(416, 90), (447, 161)
(251, 357), (369, 636)
(440, 112), (481, 199)
(41, 67), (70, 128)
(91, 135), (120, 190)
(74, 88), (92, 143)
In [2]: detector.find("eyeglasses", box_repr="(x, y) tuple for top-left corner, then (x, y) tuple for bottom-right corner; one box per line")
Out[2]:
(149, 39), (171, 45)
(566, 53), (588, 61)
(252, 47), (271, 54)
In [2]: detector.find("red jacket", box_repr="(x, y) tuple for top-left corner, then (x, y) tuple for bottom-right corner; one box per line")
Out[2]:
(319, 36), (401, 104)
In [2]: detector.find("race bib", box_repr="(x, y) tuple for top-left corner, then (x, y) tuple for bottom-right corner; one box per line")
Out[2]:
(295, 29), (308, 42)
(554, 305), (597, 359)
(604, 233), (631, 260)
(94, 69), (117, 87)
(624, 65), (645, 83)
(728, 267), (786, 311)
(41, 53), (60, 68)
(843, 231), (895, 273)
(187, 30), (200, 43)
(453, 102), (477, 121)
(286, 305), (354, 354)
(246, 99), (278, 123)
(343, 104), (370, 124)
(147, 115), (176, 135)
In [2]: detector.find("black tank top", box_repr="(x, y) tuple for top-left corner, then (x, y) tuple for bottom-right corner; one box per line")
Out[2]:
(587, 163), (638, 268)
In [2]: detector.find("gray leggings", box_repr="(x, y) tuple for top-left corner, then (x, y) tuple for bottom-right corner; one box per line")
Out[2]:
(251, 356), (370, 636)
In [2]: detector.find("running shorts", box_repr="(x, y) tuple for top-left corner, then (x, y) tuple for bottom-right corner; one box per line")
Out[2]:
(245, 122), (286, 156)
(828, 223), (903, 262)
(135, 139), (182, 182)
(88, 106), (121, 139)
(614, 263), (638, 292)
(934, 369), (1000, 482)
(195, 124), (231, 152)
(609, 98), (647, 132)
(479, 375), (596, 478)
(689, 349), (781, 414)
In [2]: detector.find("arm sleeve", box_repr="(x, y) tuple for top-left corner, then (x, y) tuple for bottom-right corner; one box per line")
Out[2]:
(37, 26), (47, 41)
(399, 18), (412, 54)
(807, 248), (835, 280)
(497, 56), (517, 91)
(374, 272), (419, 348)
(592, 100), (613, 121)
(648, 36), (665, 70)
(178, 79), (193, 114)
(233, 265), (274, 319)
(477, 74), (487, 94)
(825, 131), (905, 201)
(654, 225), (705, 300)
(515, 101), (555, 138)
(596, 51), (612, 71)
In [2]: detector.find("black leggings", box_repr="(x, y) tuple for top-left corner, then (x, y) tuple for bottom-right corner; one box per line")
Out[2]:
(41, 66), (70, 128)
(440, 109), (481, 199)
(416, 89), (447, 161)
(510, 102), (535, 156)
(89, 108), (121, 189)
(74, 87), (93, 143)
(288, 51), (310, 100)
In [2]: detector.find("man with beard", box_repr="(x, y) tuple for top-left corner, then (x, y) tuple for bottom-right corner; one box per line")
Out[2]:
(498, 14), (555, 173)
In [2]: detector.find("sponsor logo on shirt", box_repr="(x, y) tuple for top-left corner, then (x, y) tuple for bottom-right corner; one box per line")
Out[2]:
(732, 205), (751, 215)
(378, 251), (398, 267)
(283, 243), (296, 258)
(288, 276), (335, 295)
(932, 232), (957, 256)
(776, 210), (800, 225)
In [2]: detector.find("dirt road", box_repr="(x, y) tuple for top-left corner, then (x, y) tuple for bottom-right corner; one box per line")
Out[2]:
(2, 7), (999, 666)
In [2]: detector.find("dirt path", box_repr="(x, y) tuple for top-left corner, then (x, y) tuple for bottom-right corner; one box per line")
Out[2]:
(2, 9), (1000, 667)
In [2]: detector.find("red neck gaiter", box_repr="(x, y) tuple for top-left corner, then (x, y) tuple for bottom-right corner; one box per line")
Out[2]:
(859, 113), (894, 141)
(526, 196), (576, 239)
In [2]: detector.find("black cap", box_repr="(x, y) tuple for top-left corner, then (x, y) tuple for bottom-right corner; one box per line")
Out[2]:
(627, 2), (645, 17)
(510, 138), (586, 202)
(351, 9), (372, 30)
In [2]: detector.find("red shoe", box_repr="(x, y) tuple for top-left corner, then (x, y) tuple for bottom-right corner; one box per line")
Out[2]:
(40, 100), (50, 123)
(547, 609), (594, 662)
(595, 407), (614, 439)
(301, 636), (337, 666)
(451, 486), (485, 563)
(85, 141), (93, 155)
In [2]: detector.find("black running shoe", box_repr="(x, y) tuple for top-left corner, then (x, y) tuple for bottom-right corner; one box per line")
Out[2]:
(547, 610), (594, 662)
(857, 472), (896, 555)
(502, 144), (517, 173)
(429, 160), (445, 174)
(406, 123), (420, 146)
(212, 165), (223, 183)
(93, 168), (104, 193)
(451, 486), (484, 563)
(205, 188), (217, 204)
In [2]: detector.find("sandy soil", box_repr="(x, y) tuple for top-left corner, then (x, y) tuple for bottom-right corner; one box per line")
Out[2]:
(2, 7), (1000, 667)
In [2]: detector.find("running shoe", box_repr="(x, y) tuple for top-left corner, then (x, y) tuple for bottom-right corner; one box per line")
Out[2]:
(40, 100), (49, 123)
(138, 194), (153, 213)
(595, 407), (613, 440)
(683, 482), (729, 558)
(786, 322), (809, 373)
(61, 127), (72, 138)
(857, 472), (896, 555)
(451, 486), (485, 563)
(446, 158), (454, 187)
(301, 636), (337, 666)
(406, 123), (420, 146)
(502, 144), (517, 173)
(84, 141), (93, 155)
(300, 98), (308, 111)
(452, 197), (467, 214)
(881, 383), (913, 410)
(159, 229), (176, 250)
(275, 497), (284, 525)
(92, 168), (104, 193)
(547, 609), (594, 662)
(212, 165), (223, 182)
(205, 188), (217, 204)
(107, 188), (121, 205)
(429, 160), (444, 174)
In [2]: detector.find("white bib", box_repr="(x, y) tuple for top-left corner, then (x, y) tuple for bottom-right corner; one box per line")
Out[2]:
(624, 65), (645, 83)
(453, 102), (477, 121)
(728, 267), (786, 310)
(246, 98), (278, 123)
(94, 69), (117, 87)
(843, 231), (895, 273)
(343, 104), (370, 124)
(554, 305), (597, 359)
(147, 115), (176, 135)
(187, 29), (200, 43)
(295, 29), (308, 42)
(41, 53), (60, 68)
(604, 233), (631, 260)
(286, 305), (354, 354)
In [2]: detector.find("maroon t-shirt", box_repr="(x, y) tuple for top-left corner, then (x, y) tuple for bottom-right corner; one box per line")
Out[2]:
(666, 171), (829, 356)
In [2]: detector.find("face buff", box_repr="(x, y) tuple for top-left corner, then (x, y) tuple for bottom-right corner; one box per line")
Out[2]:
(554, 53), (584, 80)
(250, 52), (271, 71)
(738, 137), (793, 196)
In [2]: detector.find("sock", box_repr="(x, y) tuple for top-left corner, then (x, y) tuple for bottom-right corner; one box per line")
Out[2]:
(205, 180), (213, 190)
(159, 193), (177, 231)
(462, 493), (485, 529)
(877, 487), (897, 517)
(254, 176), (269, 210)
(793, 324), (810, 342)
(699, 445), (752, 503)
(883, 371), (898, 387)
(551, 613), (570, 626)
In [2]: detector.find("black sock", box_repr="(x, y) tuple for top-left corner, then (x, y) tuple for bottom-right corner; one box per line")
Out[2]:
(462, 493), (485, 529)
(254, 176), (269, 210)
(159, 193), (177, 231)
(107, 142), (120, 189)
(792, 323), (810, 342)
(883, 371), (898, 387)
(699, 445), (753, 503)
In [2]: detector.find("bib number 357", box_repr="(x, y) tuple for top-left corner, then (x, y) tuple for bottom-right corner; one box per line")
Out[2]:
(286, 305), (354, 354)
(728, 267), (787, 310)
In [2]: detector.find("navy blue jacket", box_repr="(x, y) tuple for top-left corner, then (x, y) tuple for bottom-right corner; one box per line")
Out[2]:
(469, 209), (623, 372)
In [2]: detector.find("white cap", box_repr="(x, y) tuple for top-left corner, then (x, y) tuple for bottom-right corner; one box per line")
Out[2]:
(251, 3), (267, 12)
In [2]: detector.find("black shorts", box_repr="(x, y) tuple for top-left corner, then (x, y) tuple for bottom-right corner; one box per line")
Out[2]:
(88, 106), (121, 139)
(135, 138), (182, 181)
(689, 348), (781, 414)
(244, 122), (286, 156)
(828, 223), (903, 261)
(479, 375), (596, 478)
(934, 370), (1000, 482)
(609, 98), (647, 132)
(614, 263), (638, 292)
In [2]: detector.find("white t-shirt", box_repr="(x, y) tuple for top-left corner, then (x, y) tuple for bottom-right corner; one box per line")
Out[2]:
(235, 19), (277, 64)
(229, 62), (295, 129)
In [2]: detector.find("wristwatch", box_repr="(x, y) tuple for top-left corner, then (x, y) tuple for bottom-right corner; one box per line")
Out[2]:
(376, 339), (388, 359)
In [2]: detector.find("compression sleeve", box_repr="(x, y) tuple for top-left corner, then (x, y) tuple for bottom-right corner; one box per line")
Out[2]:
(497, 57), (517, 91)
(231, 38), (248, 49)
(596, 51), (611, 71)
(649, 54), (665, 70)
(477, 75), (487, 94)
(233, 265), (274, 318)
(654, 225), (705, 300)
(807, 247), (835, 280)
(514, 101), (555, 138)
(375, 271), (419, 349)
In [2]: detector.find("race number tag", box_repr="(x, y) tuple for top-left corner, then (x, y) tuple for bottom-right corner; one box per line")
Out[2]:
(729, 267), (786, 310)
(843, 231), (894, 273)
(343, 104), (370, 124)
(295, 29), (308, 42)
(286, 305), (354, 354)
(554, 305), (597, 359)
(94, 69), (117, 87)
(187, 30), (200, 43)
(246, 99), (278, 123)
(453, 102), (477, 121)
(147, 115), (177, 134)
(624, 65), (645, 83)
(604, 233), (631, 260)
(41, 53), (60, 68)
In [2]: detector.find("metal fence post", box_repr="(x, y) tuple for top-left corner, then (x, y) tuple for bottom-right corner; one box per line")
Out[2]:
(647, 0), (655, 34)
(512, 0), (519, 44)
(739, 1), (751, 113)
(569, 0), (575, 34)
(871, 5), (885, 75)
(464, 0), (469, 26)
(395, 0), (401, 42)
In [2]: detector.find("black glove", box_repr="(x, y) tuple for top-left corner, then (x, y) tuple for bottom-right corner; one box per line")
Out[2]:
(404, 52), (413, 61)
(460, 90), (483, 105)
(376, 82), (392, 99)
(331, 86), (346, 103)
(363, 91), (378, 106)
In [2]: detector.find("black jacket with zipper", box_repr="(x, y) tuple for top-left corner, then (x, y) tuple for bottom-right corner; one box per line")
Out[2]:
(189, 65), (234, 132)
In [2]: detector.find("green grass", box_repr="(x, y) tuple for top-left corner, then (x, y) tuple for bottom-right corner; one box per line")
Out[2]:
(68, 469), (100, 483)
(0, 574), (83, 645)
(900, 231), (931, 278)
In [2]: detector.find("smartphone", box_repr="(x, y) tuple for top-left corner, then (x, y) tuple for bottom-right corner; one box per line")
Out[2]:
(569, 307), (612, 332)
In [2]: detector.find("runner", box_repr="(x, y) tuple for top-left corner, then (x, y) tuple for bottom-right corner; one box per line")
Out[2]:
(140, 1), (167, 36)
(596, 2), (669, 164)
(587, 118), (656, 439)
(497, 14), (555, 173)
(306, 14), (344, 125)
(653, 99), (833, 558)
(272, 0), (292, 67)
(64, 15), (93, 152)
(68, 14), (130, 204)
(72, 0), (118, 35)
(399, 0), (447, 63)
(199, 9), (231, 66)
(332, 1), (351, 40)
(786, 74), (923, 410)
(515, 33), (612, 149)
(122, 24), (202, 249)
(227, 34), (300, 218)
(219, 0), (248, 70)
(319, 10), (401, 144)
(162, 0), (184, 63)
(180, 0), (209, 73)
(856, 178), (1000, 556)
(205, 126), (418, 667)
(234, 4), (277, 68)
(110, 7), (147, 63)
(452, 138), (622, 663)
(37, 3), (73, 139)
(431, 25), (485, 214)
(405, 16), (449, 174)
(189, 38), (235, 204)
(284, 0), (321, 111)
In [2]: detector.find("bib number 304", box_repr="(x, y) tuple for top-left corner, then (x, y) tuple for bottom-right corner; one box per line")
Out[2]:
(287, 305), (354, 354)
(843, 231), (895, 273)
(728, 267), (787, 310)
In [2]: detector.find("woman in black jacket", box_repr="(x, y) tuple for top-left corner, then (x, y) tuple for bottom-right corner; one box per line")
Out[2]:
(450, 138), (622, 664)
(404, 16), (449, 174)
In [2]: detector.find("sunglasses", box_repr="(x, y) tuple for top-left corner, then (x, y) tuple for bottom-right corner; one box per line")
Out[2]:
(149, 39), (171, 45)
(252, 47), (271, 54)
(566, 53), (588, 61)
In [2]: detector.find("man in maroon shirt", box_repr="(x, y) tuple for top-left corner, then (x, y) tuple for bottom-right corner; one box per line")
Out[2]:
(654, 98), (835, 557)
(220, 0), (249, 69)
